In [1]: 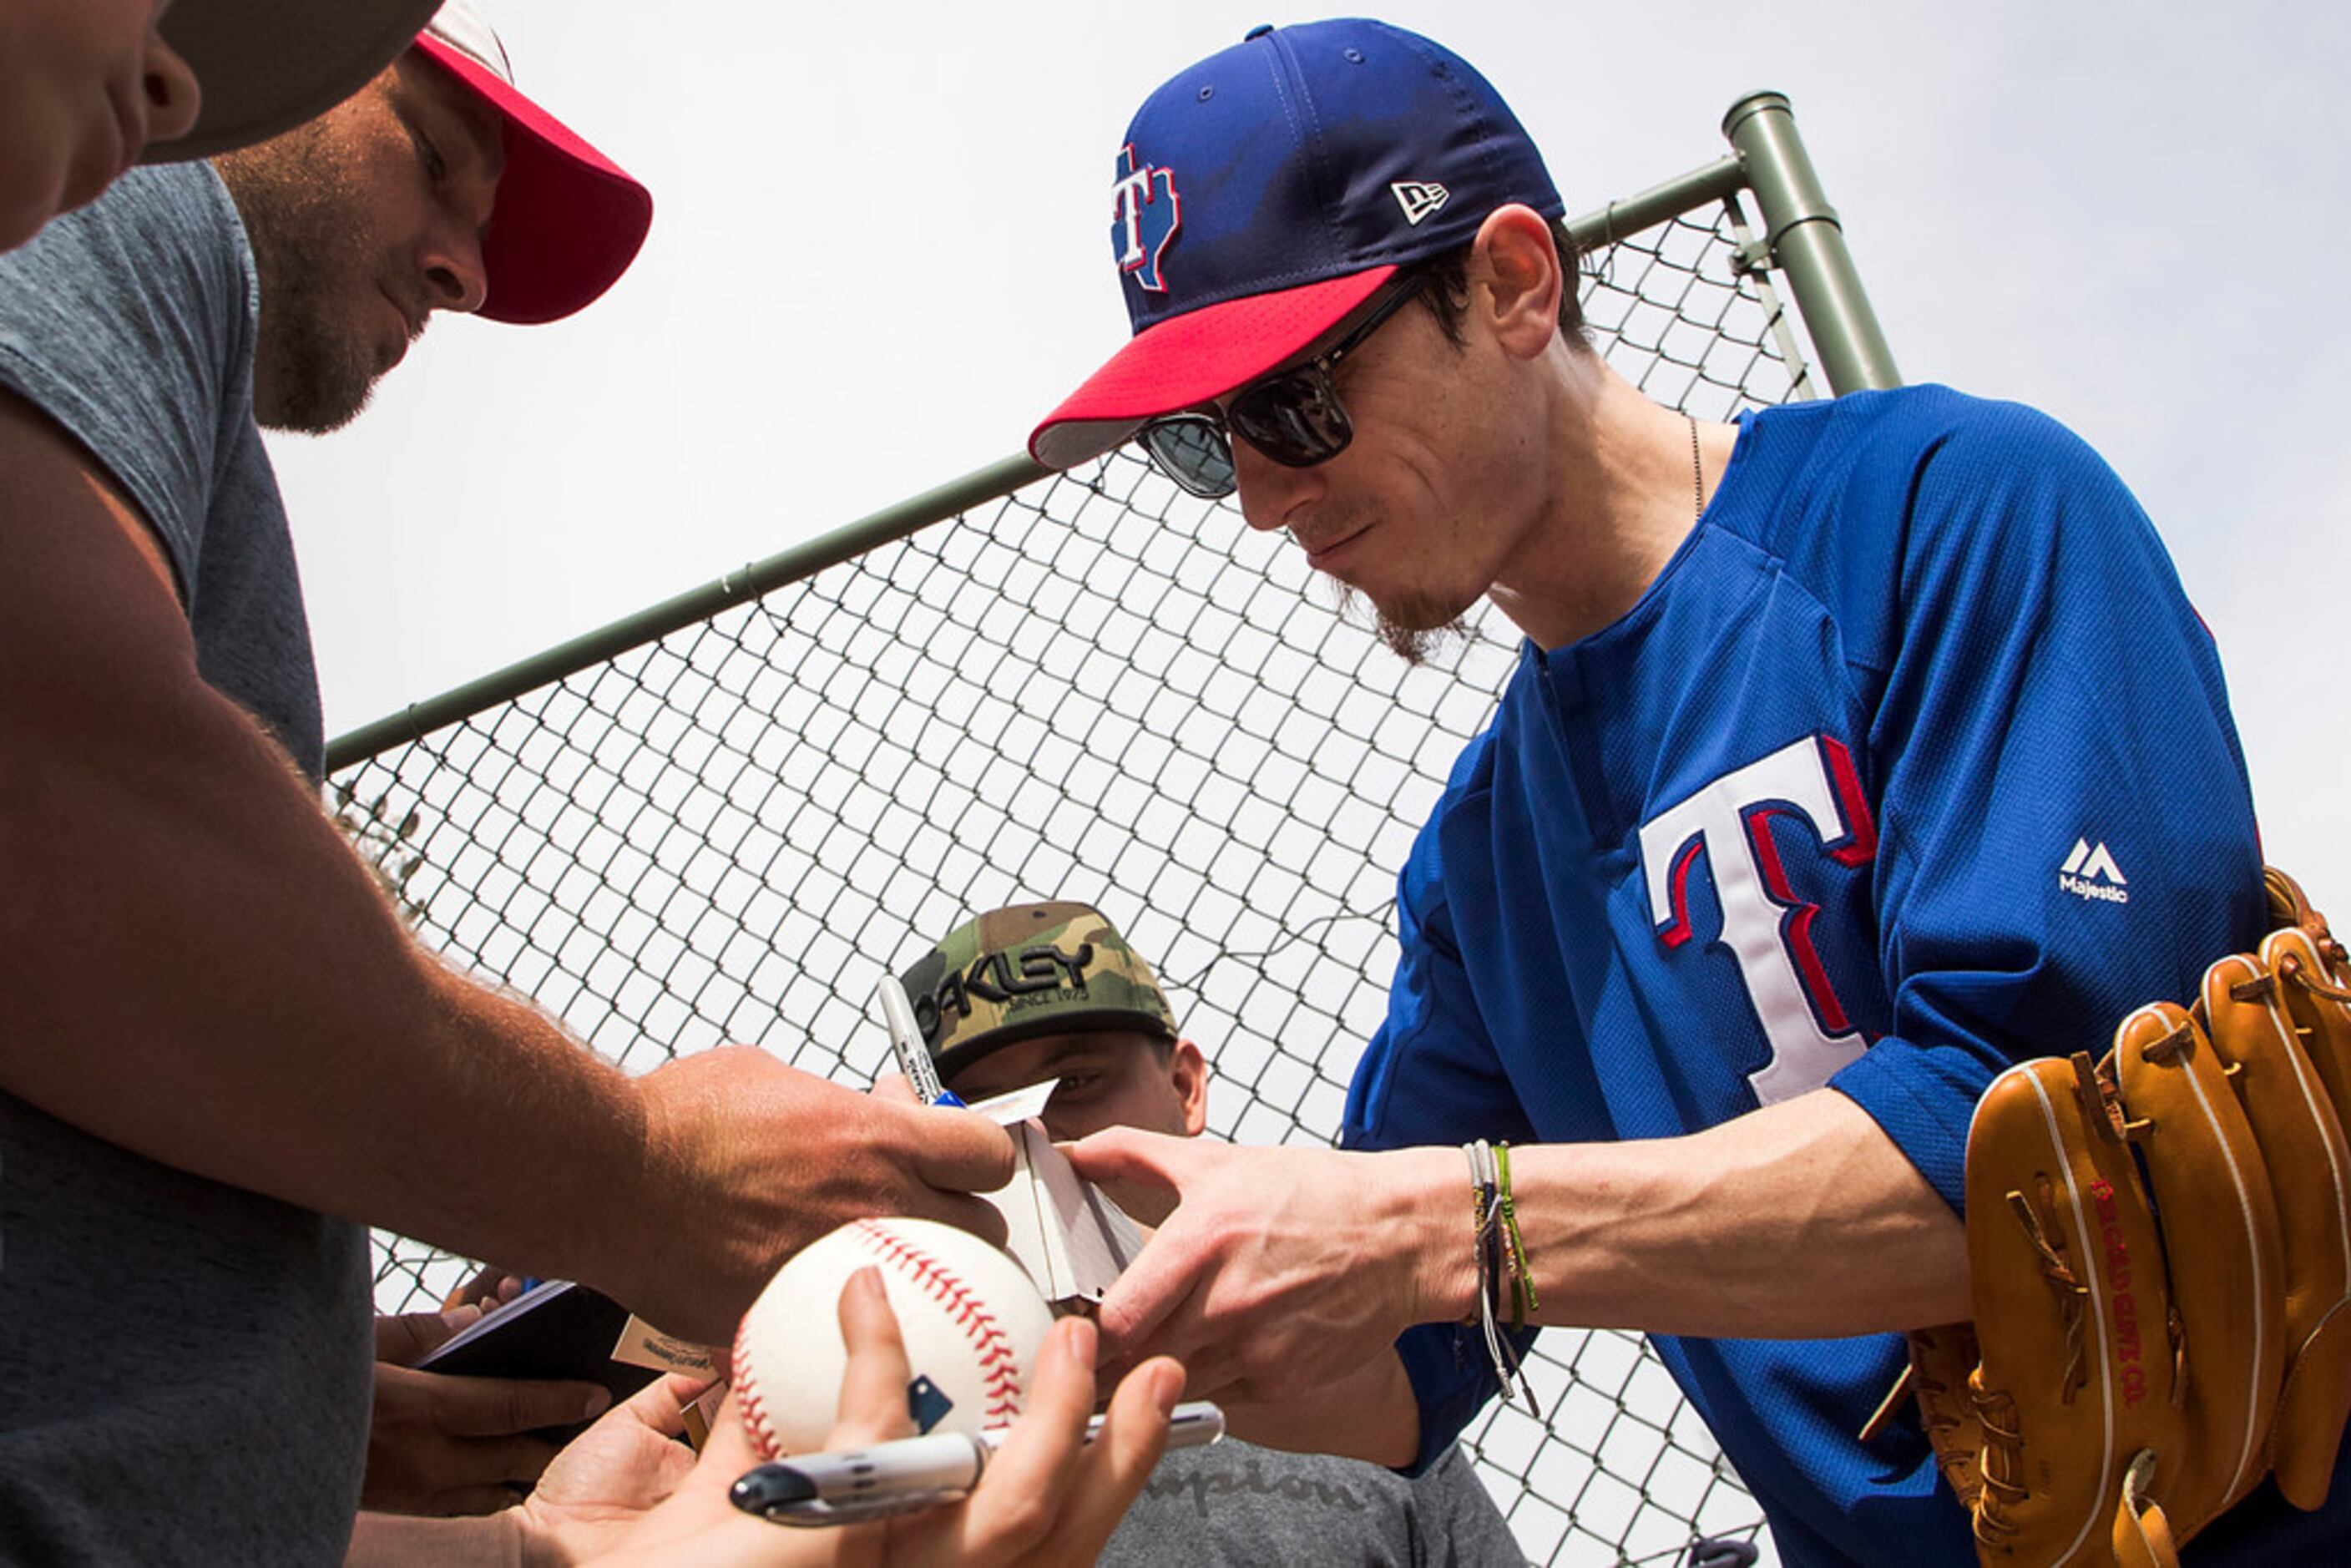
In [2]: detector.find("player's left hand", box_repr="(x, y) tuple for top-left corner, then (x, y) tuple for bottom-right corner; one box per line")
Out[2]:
(1061, 1130), (1465, 1406)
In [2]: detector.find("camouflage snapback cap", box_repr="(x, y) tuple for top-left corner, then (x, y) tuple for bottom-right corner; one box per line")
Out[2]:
(900, 901), (1178, 1078)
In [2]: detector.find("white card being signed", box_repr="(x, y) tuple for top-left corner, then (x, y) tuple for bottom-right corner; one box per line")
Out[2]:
(967, 1080), (1143, 1309)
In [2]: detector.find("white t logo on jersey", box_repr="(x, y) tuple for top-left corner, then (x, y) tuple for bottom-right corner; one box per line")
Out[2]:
(1637, 734), (1877, 1105)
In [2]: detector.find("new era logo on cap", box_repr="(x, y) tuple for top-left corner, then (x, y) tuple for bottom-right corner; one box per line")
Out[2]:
(1391, 180), (1449, 225)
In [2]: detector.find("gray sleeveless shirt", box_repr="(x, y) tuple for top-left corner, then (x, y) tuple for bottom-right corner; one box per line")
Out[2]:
(0, 164), (369, 1565)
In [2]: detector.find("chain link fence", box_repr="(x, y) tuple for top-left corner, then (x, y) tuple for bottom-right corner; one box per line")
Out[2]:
(337, 173), (1838, 1564)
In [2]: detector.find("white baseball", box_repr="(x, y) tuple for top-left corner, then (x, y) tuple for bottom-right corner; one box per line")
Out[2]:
(731, 1216), (1056, 1459)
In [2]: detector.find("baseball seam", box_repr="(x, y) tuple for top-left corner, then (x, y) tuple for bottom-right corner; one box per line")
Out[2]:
(732, 1309), (783, 1460)
(857, 1220), (1025, 1420)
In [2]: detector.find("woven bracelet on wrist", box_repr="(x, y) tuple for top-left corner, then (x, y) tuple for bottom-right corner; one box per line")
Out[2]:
(1495, 1140), (1538, 1328)
(1462, 1139), (1536, 1414)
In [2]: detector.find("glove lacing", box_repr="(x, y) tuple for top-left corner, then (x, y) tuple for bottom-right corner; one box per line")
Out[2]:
(2279, 948), (2351, 1005)
(1973, 1176), (2091, 1545)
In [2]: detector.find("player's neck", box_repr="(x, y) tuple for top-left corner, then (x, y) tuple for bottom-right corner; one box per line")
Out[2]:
(1489, 361), (1727, 651)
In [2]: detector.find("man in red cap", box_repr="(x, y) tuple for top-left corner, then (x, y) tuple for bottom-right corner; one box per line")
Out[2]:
(210, 0), (655, 432)
(0, 5), (1016, 1560)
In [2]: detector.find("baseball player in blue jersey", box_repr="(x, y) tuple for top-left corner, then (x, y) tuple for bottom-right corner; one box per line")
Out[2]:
(1026, 19), (2351, 1566)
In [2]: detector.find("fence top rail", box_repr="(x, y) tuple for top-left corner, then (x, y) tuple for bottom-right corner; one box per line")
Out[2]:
(1563, 152), (1746, 253)
(326, 135), (1781, 775)
(326, 453), (1049, 770)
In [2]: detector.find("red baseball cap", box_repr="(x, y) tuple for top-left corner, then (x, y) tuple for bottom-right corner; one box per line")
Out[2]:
(412, 1), (652, 325)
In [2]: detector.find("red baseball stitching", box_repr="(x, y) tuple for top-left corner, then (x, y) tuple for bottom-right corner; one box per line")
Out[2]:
(732, 1311), (783, 1460)
(855, 1220), (1025, 1419)
(736, 1222), (1028, 1458)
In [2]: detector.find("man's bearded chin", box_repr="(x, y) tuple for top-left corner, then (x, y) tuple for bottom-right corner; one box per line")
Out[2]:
(1327, 579), (1473, 666)
(216, 143), (398, 436)
(250, 295), (391, 435)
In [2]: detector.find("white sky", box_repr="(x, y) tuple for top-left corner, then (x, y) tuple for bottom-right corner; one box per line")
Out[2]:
(271, 0), (2351, 898)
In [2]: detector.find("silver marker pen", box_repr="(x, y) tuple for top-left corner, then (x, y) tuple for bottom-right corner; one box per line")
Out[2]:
(877, 974), (963, 1107)
(731, 1401), (1226, 1527)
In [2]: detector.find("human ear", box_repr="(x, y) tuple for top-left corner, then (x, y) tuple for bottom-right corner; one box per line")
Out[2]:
(1469, 204), (1564, 361)
(142, 23), (203, 145)
(1168, 1039), (1209, 1136)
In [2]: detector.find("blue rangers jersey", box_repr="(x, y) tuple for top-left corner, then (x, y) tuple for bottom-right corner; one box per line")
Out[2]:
(1341, 387), (2350, 1564)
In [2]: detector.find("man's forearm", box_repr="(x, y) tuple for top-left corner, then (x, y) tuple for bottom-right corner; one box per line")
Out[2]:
(4, 393), (1028, 1352)
(1074, 1088), (1966, 1415)
(1404, 1089), (1969, 1338)
(0, 644), (647, 1290)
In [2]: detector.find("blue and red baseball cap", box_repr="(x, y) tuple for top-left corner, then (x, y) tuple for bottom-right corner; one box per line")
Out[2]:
(1029, 18), (1565, 470)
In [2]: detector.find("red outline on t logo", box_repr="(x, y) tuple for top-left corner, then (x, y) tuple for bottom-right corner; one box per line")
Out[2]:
(1110, 144), (1181, 293)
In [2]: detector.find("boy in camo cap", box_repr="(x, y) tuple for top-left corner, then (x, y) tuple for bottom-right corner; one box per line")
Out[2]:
(898, 900), (1196, 1142)
(896, 901), (1526, 1566)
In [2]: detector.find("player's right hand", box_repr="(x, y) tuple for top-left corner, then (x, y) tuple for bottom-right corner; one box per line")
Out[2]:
(619, 1048), (1016, 1345)
(1065, 1130), (1459, 1411)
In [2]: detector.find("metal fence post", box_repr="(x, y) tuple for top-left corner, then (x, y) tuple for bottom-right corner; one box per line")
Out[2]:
(1722, 92), (1902, 394)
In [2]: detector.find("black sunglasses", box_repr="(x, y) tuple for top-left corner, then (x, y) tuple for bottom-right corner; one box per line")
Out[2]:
(1138, 273), (1430, 499)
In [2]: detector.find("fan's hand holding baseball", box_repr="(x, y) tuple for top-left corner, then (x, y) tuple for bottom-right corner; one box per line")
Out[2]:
(1063, 1130), (1464, 1406)
(506, 1373), (711, 1560)
(618, 1048), (1017, 1343)
(521, 1267), (1182, 1565)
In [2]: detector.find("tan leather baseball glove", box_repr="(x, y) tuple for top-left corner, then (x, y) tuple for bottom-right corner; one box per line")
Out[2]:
(1869, 868), (2351, 1566)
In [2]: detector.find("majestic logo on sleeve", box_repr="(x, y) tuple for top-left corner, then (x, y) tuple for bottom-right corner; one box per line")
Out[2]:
(2058, 838), (2129, 904)
(1110, 145), (1181, 293)
(1638, 734), (1878, 1105)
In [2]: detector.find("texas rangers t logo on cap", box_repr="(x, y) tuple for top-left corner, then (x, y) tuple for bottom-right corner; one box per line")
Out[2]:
(1111, 144), (1181, 292)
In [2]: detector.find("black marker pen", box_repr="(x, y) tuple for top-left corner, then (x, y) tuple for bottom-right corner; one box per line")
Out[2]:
(731, 1401), (1226, 1527)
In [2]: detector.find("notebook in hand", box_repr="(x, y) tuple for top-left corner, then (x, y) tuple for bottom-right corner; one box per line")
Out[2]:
(415, 1279), (659, 1444)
